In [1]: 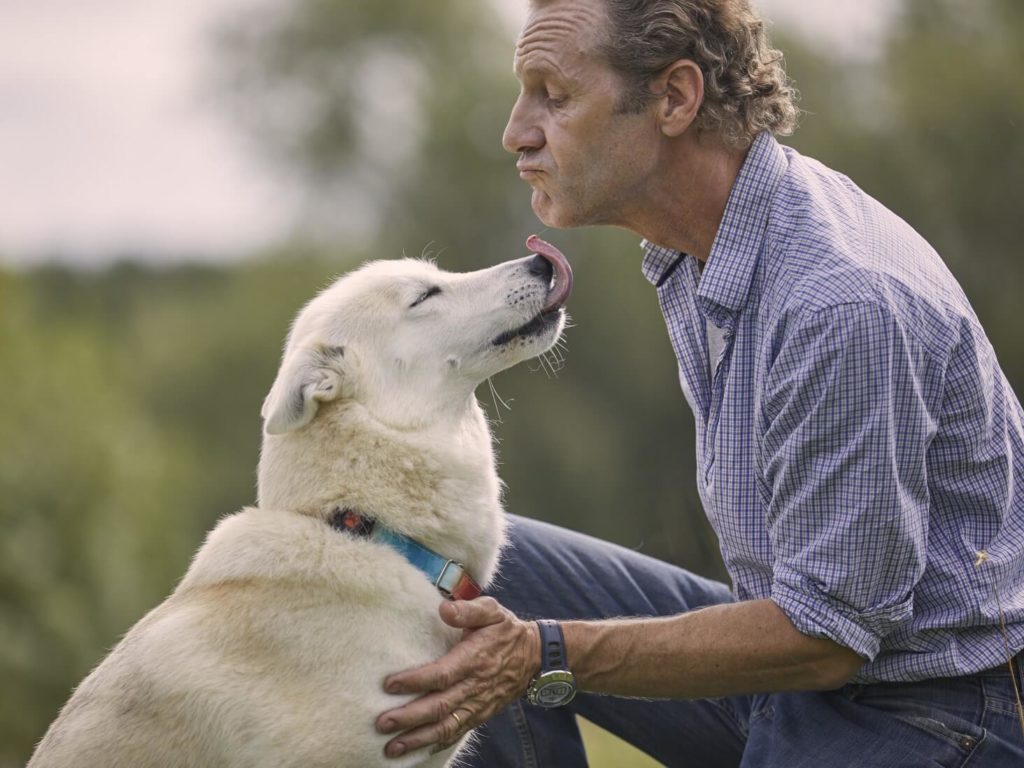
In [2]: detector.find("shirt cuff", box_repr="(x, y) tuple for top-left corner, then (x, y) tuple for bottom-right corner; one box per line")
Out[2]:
(770, 568), (913, 661)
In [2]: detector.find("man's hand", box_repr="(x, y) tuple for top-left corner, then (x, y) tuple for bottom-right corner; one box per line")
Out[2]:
(375, 597), (541, 758)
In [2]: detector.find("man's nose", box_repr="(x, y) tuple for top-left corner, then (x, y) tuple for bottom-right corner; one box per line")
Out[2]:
(502, 97), (544, 154)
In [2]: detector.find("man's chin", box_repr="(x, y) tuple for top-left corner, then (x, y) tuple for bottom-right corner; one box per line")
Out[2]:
(531, 189), (575, 229)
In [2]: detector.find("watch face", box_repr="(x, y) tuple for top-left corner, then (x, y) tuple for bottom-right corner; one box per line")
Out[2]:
(532, 671), (577, 708)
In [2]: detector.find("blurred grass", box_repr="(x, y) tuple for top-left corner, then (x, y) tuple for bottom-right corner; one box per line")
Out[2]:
(580, 717), (662, 767)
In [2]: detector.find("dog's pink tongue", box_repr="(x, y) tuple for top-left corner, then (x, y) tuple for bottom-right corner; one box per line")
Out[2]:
(527, 234), (573, 313)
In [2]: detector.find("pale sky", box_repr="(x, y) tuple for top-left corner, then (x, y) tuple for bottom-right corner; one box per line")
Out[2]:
(0, 0), (894, 267)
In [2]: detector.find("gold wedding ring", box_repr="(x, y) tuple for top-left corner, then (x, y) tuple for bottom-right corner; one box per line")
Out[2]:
(450, 710), (464, 730)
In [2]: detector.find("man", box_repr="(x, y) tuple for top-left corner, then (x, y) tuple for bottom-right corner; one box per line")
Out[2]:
(376, 0), (1024, 764)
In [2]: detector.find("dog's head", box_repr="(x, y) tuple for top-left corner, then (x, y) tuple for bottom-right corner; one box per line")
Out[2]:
(261, 236), (572, 434)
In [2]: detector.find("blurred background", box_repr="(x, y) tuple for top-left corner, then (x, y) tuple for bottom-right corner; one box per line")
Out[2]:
(2, 0), (1022, 765)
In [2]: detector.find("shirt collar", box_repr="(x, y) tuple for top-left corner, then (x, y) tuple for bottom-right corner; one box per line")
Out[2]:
(641, 131), (789, 324)
(640, 240), (685, 286)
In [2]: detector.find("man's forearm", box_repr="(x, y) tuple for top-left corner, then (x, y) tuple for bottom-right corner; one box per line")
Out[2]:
(374, 598), (866, 757)
(562, 598), (865, 700)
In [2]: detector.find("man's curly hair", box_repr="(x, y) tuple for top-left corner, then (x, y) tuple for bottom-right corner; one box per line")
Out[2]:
(596, 0), (798, 148)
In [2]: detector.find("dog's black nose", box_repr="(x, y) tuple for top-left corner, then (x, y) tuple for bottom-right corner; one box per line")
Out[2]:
(527, 253), (554, 282)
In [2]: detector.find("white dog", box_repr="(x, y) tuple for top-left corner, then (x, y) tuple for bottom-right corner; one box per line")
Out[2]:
(28, 236), (573, 768)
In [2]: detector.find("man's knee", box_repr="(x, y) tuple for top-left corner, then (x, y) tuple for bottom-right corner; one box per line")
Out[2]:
(488, 514), (732, 620)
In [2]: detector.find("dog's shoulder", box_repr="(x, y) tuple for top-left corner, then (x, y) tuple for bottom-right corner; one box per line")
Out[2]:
(173, 508), (306, 590)
(174, 507), (444, 604)
(174, 507), (355, 594)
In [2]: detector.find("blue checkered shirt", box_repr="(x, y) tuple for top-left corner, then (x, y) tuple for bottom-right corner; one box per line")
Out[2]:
(642, 132), (1024, 683)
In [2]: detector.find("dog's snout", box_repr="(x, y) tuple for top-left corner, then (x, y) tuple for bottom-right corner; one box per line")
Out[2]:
(527, 254), (553, 282)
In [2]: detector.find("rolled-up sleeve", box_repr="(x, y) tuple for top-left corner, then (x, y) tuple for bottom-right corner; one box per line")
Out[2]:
(760, 301), (937, 660)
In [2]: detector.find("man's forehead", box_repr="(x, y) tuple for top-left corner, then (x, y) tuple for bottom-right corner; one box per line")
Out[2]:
(514, 0), (608, 70)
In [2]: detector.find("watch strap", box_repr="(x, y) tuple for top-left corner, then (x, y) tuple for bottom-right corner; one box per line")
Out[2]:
(536, 619), (568, 672)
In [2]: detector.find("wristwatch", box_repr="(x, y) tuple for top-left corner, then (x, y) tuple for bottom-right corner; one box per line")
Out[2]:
(526, 620), (577, 708)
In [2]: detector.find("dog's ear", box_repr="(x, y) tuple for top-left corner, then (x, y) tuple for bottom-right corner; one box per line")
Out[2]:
(262, 343), (349, 435)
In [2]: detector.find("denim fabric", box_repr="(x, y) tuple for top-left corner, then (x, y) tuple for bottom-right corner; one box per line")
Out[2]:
(465, 516), (1024, 767)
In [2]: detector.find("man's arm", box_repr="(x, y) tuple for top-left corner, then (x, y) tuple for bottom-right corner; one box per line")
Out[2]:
(564, 598), (864, 699)
(374, 596), (863, 758)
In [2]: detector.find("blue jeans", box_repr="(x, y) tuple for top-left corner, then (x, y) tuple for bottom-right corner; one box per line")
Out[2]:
(464, 516), (1024, 767)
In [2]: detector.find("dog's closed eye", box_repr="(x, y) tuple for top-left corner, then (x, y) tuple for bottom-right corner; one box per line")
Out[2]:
(410, 286), (442, 308)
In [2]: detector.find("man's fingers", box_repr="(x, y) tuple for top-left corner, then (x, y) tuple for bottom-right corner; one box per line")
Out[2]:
(439, 596), (505, 629)
(383, 642), (473, 695)
(385, 706), (475, 759)
(376, 680), (474, 734)
(384, 599), (509, 694)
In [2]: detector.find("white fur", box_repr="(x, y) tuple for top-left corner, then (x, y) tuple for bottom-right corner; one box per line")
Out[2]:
(29, 254), (566, 768)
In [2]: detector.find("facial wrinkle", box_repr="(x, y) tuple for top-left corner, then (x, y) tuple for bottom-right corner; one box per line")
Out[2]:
(516, 2), (606, 67)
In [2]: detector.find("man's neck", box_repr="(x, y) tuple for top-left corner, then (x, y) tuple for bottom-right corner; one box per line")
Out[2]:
(630, 133), (749, 263)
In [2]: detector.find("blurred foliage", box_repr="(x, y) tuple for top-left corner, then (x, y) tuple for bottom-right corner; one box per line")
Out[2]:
(2, 0), (1023, 764)
(214, 0), (530, 257)
(781, 0), (1024, 388)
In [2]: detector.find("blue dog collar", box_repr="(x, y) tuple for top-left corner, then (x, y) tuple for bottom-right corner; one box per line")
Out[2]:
(329, 508), (482, 601)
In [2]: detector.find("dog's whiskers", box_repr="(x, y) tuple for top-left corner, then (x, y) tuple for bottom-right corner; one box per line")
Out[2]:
(418, 241), (447, 264)
(543, 351), (562, 378)
(546, 353), (559, 376)
(528, 356), (553, 378)
(537, 355), (554, 378)
(527, 338), (569, 378)
(545, 350), (565, 375)
(486, 377), (512, 422)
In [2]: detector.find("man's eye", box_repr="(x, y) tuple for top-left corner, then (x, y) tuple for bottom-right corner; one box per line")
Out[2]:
(546, 92), (568, 108)
(410, 286), (442, 308)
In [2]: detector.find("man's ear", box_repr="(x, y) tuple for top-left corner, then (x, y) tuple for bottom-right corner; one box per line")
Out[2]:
(653, 59), (704, 138)
(261, 342), (349, 435)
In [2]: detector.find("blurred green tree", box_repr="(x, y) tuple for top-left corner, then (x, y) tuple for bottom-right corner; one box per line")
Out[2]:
(214, 0), (531, 260)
